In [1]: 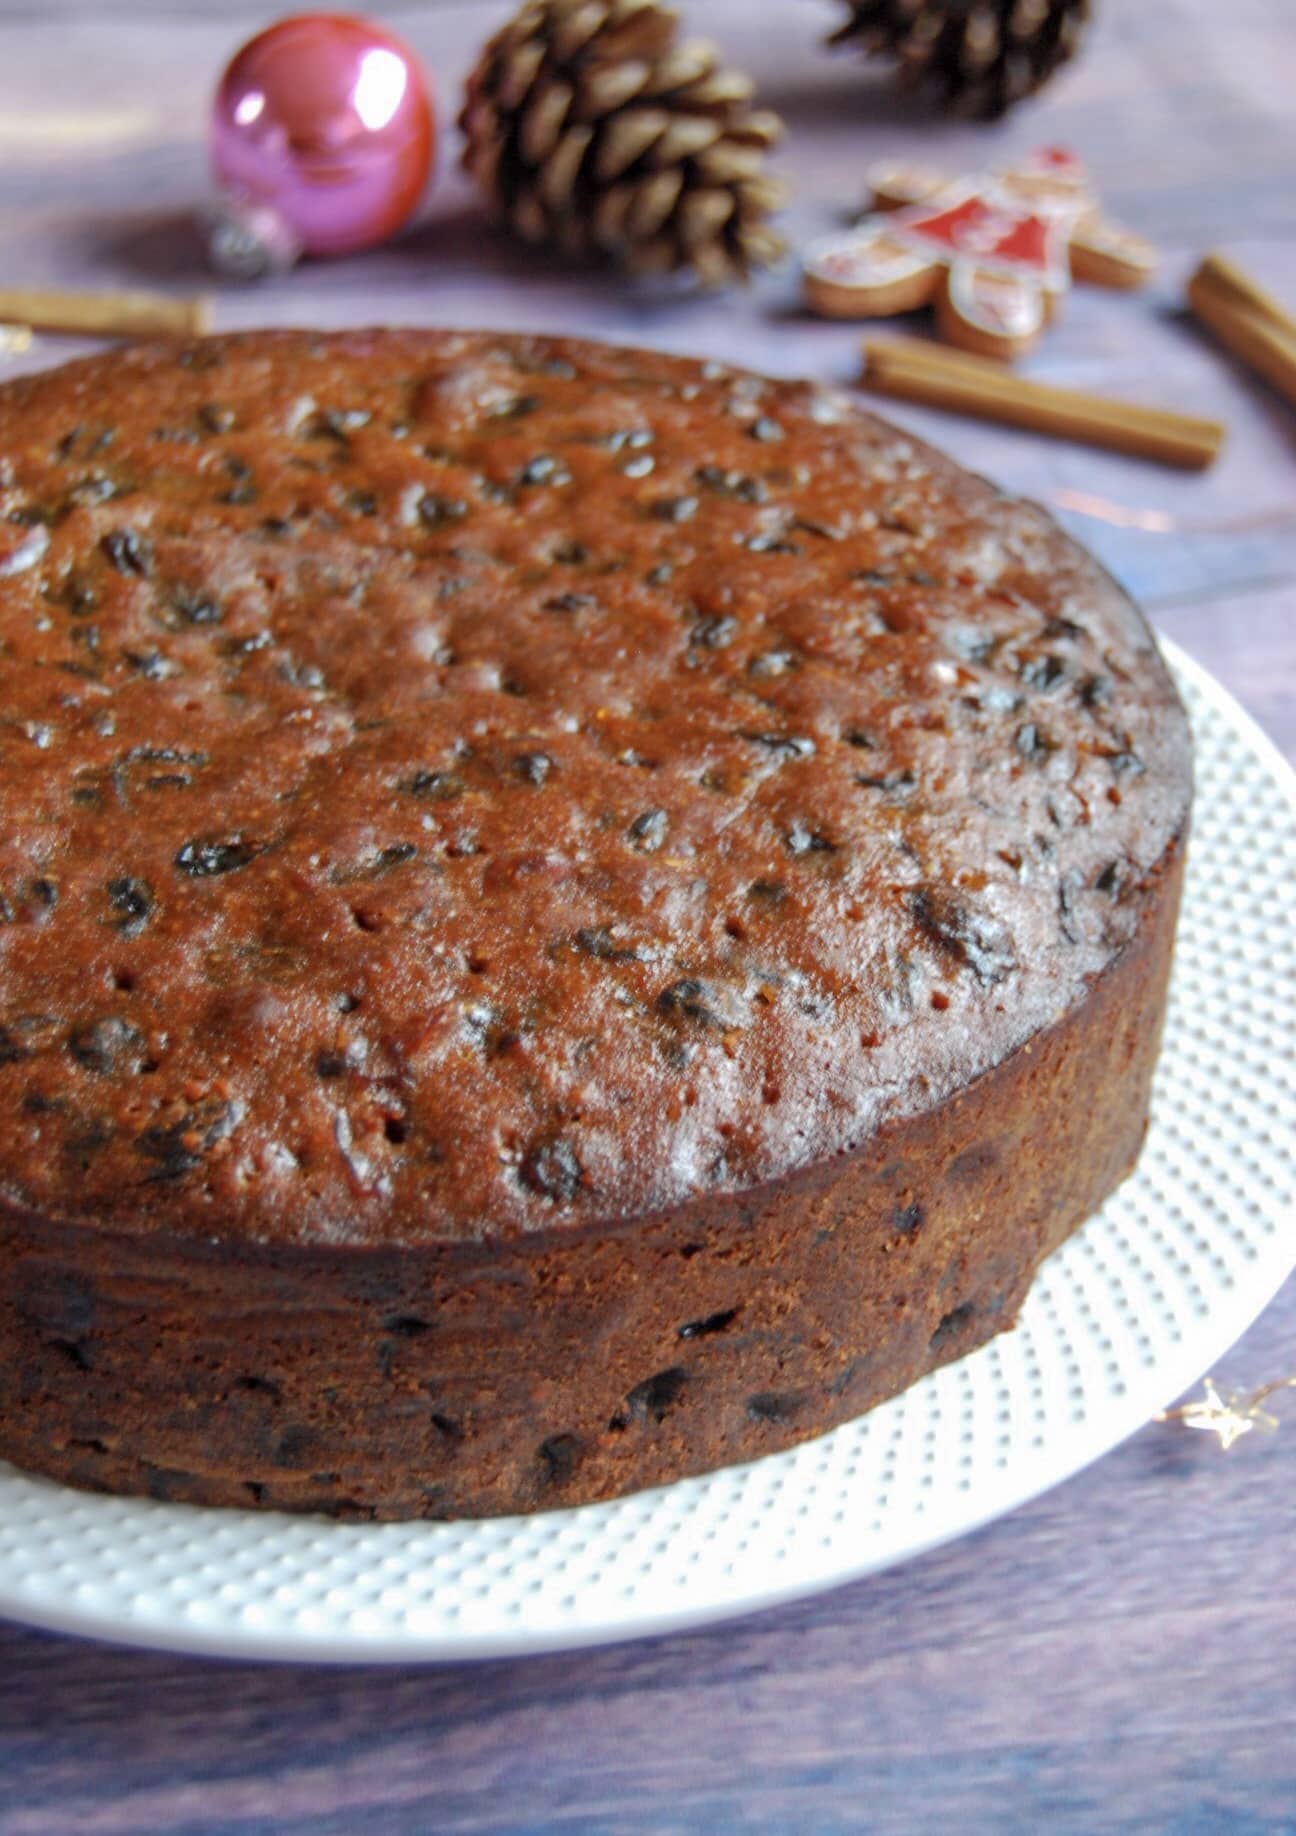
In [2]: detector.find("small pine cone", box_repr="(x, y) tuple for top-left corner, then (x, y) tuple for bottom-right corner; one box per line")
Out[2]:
(828, 0), (1092, 120)
(459, 0), (785, 285)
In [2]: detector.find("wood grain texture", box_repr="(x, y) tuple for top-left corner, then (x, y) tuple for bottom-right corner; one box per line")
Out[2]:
(1, 3), (1294, 1832)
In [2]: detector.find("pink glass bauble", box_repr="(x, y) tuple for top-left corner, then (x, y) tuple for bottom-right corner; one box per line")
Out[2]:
(210, 13), (434, 260)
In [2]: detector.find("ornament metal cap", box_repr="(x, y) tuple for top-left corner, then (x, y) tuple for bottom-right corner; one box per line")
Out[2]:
(204, 192), (303, 283)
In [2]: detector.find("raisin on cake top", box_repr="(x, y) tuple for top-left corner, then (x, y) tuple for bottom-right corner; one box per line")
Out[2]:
(0, 330), (1190, 1246)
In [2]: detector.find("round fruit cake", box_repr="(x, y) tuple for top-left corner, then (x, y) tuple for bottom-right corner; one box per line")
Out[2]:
(0, 329), (1191, 1519)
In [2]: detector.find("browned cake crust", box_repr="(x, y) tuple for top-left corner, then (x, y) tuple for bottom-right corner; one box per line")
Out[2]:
(0, 330), (1191, 1518)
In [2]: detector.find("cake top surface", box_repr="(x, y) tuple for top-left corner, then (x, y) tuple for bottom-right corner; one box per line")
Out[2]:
(0, 329), (1190, 1249)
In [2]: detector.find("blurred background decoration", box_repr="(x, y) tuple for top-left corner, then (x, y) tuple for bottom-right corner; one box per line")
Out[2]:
(459, 0), (785, 285)
(207, 12), (436, 278)
(825, 0), (1092, 119)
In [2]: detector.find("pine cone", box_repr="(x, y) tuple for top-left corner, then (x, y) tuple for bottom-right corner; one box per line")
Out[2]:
(828, 0), (1092, 119)
(459, 0), (785, 285)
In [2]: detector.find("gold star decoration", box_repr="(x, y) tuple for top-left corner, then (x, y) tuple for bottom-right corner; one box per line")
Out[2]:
(1156, 1375), (1296, 1451)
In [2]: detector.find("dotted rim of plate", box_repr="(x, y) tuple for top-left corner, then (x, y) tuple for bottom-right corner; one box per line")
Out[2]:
(0, 640), (1292, 1663)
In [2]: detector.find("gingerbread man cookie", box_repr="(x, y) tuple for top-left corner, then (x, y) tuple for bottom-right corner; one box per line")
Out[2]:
(804, 147), (1157, 361)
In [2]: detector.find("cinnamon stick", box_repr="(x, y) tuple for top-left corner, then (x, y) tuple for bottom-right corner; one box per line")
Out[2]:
(861, 337), (1225, 470)
(1187, 259), (1296, 413)
(0, 288), (209, 341)
(1190, 253), (1296, 348)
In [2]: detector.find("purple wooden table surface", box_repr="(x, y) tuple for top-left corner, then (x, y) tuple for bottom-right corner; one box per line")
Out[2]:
(1, 3), (1293, 1832)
